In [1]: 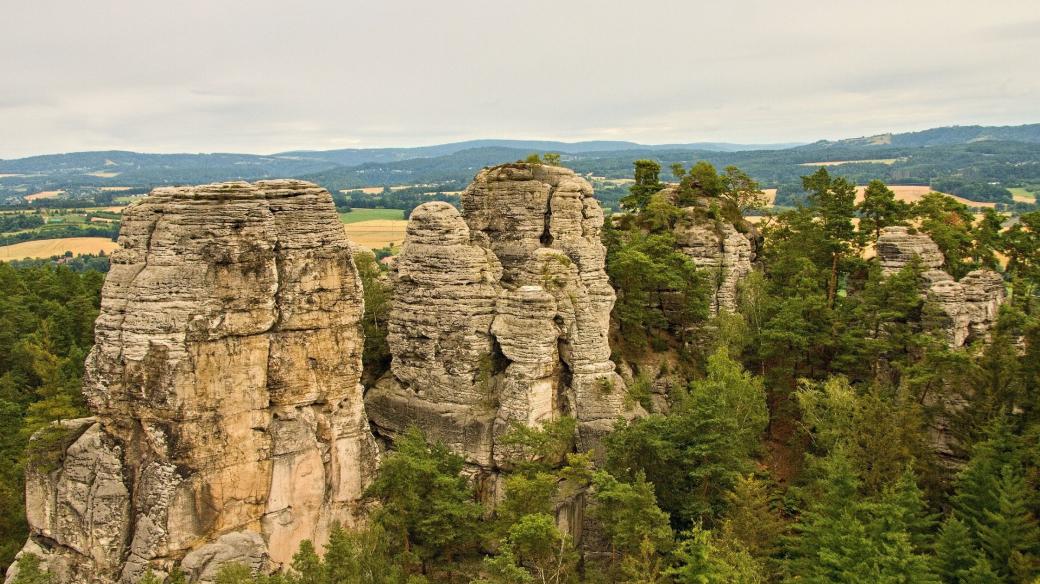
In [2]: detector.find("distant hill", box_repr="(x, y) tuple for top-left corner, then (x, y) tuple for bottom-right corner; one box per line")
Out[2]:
(1, 124), (1038, 207)
(808, 124), (1040, 149)
(277, 139), (799, 167)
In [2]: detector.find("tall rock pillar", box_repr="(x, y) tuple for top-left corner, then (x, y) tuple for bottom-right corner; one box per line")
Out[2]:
(8, 181), (377, 584)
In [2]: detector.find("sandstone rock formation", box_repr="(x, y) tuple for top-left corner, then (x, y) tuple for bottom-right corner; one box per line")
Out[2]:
(365, 164), (629, 499)
(877, 226), (1005, 347)
(657, 186), (756, 314)
(8, 180), (377, 584)
(674, 218), (755, 314)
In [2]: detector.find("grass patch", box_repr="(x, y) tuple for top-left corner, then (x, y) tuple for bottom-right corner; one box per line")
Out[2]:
(1009, 187), (1036, 203)
(339, 208), (405, 224)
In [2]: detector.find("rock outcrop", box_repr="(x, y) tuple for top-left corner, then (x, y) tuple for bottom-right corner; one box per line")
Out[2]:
(674, 219), (755, 314)
(876, 226), (1005, 346)
(656, 186), (756, 314)
(366, 164), (629, 499)
(8, 180), (377, 584)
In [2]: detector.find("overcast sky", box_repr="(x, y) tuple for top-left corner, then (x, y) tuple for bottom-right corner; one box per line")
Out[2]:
(2, 0), (1038, 158)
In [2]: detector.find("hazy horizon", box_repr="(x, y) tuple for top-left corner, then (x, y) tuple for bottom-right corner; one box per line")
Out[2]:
(3, 0), (1038, 159)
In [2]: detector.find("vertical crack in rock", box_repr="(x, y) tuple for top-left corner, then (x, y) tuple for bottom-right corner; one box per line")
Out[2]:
(365, 164), (632, 504)
(9, 180), (377, 584)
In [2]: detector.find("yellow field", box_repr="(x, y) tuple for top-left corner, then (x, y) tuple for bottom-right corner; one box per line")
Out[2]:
(0, 174), (22, 178)
(0, 237), (119, 261)
(600, 178), (635, 186)
(25, 190), (65, 202)
(1009, 188), (1036, 203)
(763, 185), (995, 209)
(343, 220), (407, 249)
(799, 158), (903, 166)
(86, 171), (121, 178)
(100, 186), (133, 192)
(855, 185), (995, 208)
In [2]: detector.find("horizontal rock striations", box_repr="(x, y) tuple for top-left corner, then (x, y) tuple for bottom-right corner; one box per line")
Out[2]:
(9, 180), (377, 584)
(366, 164), (630, 498)
(876, 226), (1005, 347)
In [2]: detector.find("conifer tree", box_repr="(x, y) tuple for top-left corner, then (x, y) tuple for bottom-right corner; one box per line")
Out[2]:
(620, 160), (663, 211)
(975, 467), (1039, 580)
(935, 517), (977, 583)
(802, 167), (859, 306)
(857, 179), (910, 242)
(364, 428), (484, 570)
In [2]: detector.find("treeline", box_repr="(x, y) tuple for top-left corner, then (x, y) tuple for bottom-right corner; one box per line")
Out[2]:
(931, 178), (1013, 203)
(7, 253), (112, 273)
(0, 223), (120, 247)
(333, 188), (461, 216)
(0, 214), (45, 232)
(0, 264), (102, 570)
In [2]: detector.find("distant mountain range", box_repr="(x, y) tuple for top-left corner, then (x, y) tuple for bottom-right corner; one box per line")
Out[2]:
(807, 124), (1040, 149)
(277, 139), (804, 167)
(1, 124), (1038, 206)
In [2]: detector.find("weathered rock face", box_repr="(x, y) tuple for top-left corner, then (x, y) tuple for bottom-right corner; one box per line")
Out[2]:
(673, 217), (755, 314)
(366, 165), (629, 497)
(876, 226), (1006, 346)
(876, 226), (946, 275)
(657, 186), (756, 314)
(9, 180), (377, 584)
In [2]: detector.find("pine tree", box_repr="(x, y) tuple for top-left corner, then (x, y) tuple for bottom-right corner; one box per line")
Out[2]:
(935, 517), (977, 583)
(975, 467), (1039, 580)
(620, 160), (664, 211)
(722, 474), (785, 562)
(364, 428), (484, 569)
(788, 450), (940, 583)
(802, 167), (859, 306)
(590, 471), (673, 560)
(953, 419), (1026, 536)
(958, 557), (1001, 584)
(887, 464), (937, 553)
(857, 179), (910, 242)
(665, 527), (766, 584)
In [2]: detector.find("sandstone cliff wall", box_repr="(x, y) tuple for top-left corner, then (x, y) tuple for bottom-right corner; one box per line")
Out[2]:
(8, 181), (377, 584)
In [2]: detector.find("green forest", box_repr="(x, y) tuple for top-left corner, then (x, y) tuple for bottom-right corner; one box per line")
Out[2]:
(3, 160), (1040, 584)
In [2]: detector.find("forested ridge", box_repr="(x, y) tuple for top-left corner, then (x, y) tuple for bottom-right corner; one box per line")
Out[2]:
(3, 160), (1039, 583)
(4, 125), (1040, 211)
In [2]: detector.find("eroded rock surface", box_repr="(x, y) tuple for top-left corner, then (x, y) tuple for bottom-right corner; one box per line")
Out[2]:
(877, 226), (1005, 346)
(8, 180), (377, 583)
(366, 165), (629, 498)
(655, 186), (756, 314)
